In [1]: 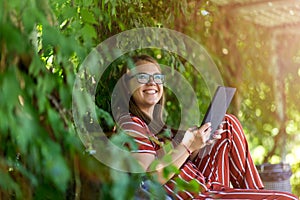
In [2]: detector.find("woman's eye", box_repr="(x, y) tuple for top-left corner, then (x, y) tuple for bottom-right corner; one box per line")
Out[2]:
(139, 74), (148, 79)
(154, 76), (160, 80)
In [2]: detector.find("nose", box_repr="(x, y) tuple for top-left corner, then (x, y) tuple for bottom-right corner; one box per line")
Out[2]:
(147, 76), (156, 85)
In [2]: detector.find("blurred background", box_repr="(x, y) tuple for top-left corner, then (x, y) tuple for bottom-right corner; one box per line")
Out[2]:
(1, 0), (299, 199)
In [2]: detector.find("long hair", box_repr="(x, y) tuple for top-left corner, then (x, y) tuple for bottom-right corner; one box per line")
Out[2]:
(113, 55), (165, 134)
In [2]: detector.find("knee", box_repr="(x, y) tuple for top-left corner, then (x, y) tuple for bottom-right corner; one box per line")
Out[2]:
(223, 114), (246, 140)
(224, 114), (243, 129)
(224, 114), (239, 123)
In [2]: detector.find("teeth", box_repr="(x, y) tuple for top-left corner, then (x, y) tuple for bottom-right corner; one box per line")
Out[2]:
(144, 90), (156, 94)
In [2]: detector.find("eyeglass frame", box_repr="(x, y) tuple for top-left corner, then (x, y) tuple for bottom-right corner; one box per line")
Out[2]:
(127, 73), (165, 84)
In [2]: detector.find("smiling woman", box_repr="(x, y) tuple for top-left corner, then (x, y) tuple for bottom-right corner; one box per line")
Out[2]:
(126, 60), (164, 119)
(112, 55), (166, 135)
(112, 54), (298, 199)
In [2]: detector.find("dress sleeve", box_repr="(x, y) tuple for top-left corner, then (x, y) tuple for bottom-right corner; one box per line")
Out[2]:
(118, 114), (156, 155)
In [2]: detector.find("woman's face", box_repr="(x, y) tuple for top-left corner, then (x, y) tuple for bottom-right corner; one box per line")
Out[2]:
(128, 61), (164, 112)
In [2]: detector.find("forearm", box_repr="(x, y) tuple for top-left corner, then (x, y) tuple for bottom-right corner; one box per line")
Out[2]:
(150, 143), (191, 185)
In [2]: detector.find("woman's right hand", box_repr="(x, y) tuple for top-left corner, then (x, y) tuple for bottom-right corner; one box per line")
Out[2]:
(181, 122), (212, 153)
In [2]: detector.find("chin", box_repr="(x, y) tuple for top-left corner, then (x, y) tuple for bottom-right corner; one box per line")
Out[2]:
(146, 101), (159, 106)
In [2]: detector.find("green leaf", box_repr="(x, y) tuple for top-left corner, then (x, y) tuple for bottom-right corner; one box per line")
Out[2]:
(111, 131), (138, 151)
(42, 26), (62, 47)
(146, 179), (167, 199)
(81, 24), (97, 41)
(33, 181), (65, 200)
(59, 84), (72, 109)
(1, 23), (26, 53)
(29, 55), (46, 76)
(95, 107), (115, 128)
(41, 140), (71, 192)
(14, 109), (37, 153)
(1, 67), (20, 111)
(163, 164), (179, 179)
(111, 170), (132, 200)
(47, 108), (64, 139)
(15, 163), (38, 187)
(22, 8), (41, 33)
(61, 7), (77, 19)
(80, 8), (98, 25)
(174, 177), (201, 193)
(0, 170), (22, 199)
(162, 142), (173, 155)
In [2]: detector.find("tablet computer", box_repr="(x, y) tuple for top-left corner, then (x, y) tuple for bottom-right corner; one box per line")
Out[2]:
(201, 86), (236, 140)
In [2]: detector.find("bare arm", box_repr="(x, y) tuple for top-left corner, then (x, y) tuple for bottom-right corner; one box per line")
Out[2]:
(131, 122), (214, 184)
(131, 142), (191, 184)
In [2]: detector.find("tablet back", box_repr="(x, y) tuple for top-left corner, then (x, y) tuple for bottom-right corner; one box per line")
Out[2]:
(201, 86), (236, 140)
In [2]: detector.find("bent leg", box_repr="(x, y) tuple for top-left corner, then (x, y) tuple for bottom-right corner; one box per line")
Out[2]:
(193, 114), (264, 189)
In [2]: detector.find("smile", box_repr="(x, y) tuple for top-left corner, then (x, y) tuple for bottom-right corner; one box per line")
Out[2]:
(143, 89), (158, 94)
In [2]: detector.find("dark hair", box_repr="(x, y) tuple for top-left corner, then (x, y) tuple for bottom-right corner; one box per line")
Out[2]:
(113, 55), (165, 134)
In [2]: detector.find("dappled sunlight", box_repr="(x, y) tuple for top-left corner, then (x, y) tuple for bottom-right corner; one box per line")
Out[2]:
(1, 0), (300, 198)
(286, 146), (300, 165)
(252, 145), (266, 164)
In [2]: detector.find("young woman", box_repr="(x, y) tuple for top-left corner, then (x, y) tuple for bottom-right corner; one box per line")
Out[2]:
(113, 55), (298, 199)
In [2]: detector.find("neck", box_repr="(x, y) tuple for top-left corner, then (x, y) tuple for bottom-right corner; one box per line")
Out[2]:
(140, 106), (154, 120)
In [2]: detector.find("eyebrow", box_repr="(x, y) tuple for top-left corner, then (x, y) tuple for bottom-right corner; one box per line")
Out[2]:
(128, 72), (163, 77)
(137, 72), (162, 75)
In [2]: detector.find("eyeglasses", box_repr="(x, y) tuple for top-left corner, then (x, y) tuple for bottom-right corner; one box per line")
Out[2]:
(129, 73), (165, 84)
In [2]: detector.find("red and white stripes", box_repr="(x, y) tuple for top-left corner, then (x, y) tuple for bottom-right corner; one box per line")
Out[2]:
(194, 114), (264, 189)
(117, 113), (299, 199)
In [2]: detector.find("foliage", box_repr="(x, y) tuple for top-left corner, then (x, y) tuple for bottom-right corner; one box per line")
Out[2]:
(1, 0), (300, 199)
(0, 0), (185, 199)
(179, 2), (300, 196)
(174, 1), (300, 196)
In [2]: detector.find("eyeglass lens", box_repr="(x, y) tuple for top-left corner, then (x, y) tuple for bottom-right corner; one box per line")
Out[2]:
(136, 73), (164, 84)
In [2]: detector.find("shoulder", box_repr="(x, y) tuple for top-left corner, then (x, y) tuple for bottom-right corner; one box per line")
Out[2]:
(117, 113), (150, 138)
(118, 113), (145, 125)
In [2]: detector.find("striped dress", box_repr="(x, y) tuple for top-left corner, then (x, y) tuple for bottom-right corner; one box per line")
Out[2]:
(118, 113), (298, 199)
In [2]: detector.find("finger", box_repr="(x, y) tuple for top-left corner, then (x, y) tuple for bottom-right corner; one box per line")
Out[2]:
(214, 128), (223, 135)
(206, 133), (221, 145)
(198, 127), (212, 139)
(218, 123), (223, 129)
(198, 122), (211, 133)
(207, 140), (212, 145)
(212, 133), (221, 139)
(206, 139), (214, 145)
